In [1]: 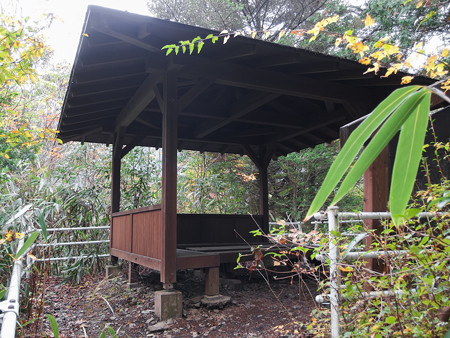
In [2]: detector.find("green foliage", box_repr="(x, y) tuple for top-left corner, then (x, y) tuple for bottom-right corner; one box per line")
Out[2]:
(46, 314), (59, 338)
(309, 182), (450, 336)
(14, 231), (39, 260)
(269, 142), (362, 221)
(0, 14), (48, 86)
(305, 85), (433, 224)
(177, 152), (259, 214)
(150, 0), (328, 42)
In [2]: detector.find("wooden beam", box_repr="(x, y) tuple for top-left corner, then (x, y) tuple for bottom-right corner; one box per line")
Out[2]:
(175, 55), (374, 104)
(135, 117), (159, 130)
(161, 71), (178, 286)
(120, 135), (146, 159)
(91, 20), (161, 53)
(244, 145), (273, 232)
(115, 73), (163, 131)
(195, 92), (280, 138)
(179, 78), (215, 111)
(271, 114), (345, 143)
(111, 128), (125, 213)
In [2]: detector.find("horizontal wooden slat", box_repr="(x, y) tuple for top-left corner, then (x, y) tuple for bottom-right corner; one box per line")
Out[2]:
(110, 248), (161, 270)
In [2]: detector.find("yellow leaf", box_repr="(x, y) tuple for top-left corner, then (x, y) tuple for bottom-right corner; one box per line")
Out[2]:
(335, 37), (342, 47)
(251, 30), (257, 39)
(415, 41), (423, 50)
(348, 41), (369, 56)
(442, 48), (449, 57)
(278, 29), (285, 40)
(363, 13), (375, 27)
(440, 79), (450, 93)
(264, 30), (270, 40)
(416, 1), (423, 8)
(338, 265), (353, 272)
(4, 153), (10, 159)
(401, 76), (414, 84)
(364, 62), (380, 74)
(359, 57), (371, 65)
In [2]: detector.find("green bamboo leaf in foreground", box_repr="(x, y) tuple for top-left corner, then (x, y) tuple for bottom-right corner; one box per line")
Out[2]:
(303, 85), (422, 221)
(46, 314), (59, 338)
(14, 231), (39, 260)
(331, 88), (428, 207)
(390, 91), (431, 224)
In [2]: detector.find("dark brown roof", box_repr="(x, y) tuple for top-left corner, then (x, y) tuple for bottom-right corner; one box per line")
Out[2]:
(58, 5), (433, 158)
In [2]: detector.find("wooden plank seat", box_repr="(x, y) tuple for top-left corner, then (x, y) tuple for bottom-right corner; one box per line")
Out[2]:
(184, 243), (278, 264)
(176, 249), (220, 270)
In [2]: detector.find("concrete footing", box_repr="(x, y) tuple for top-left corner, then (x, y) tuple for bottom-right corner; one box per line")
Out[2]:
(105, 265), (121, 278)
(154, 290), (183, 321)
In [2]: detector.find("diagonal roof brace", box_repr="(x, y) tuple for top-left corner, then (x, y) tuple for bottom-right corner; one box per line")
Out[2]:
(195, 92), (280, 139)
(115, 73), (164, 131)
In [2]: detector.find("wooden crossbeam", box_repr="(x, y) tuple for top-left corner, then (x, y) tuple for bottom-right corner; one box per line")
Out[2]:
(195, 92), (280, 138)
(179, 78), (215, 111)
(271, 114), (345, 143)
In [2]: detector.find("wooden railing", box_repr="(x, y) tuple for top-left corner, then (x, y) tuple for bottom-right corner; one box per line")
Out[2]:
(111, 207), (266, 270)
(111, 205), (162, 269)
(177, 214), (265, 247)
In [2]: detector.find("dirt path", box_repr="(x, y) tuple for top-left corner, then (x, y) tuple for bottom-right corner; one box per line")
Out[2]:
(21, 268), (318, 337)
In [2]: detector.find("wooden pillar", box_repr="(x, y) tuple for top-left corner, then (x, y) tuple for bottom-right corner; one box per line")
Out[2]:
(205, 267), (220, 296)
(161, 70), (178, 287)
(259, 161), (270, 233)
(246, 145), (272, 234)
(110, 129), (124, 265)
(363, 146), (389, 272)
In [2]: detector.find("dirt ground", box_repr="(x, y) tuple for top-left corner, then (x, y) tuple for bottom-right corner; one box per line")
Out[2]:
(21, 267), (319, 337)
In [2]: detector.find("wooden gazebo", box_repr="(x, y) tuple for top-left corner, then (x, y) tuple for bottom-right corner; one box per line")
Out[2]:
(58, 6), (433, 292)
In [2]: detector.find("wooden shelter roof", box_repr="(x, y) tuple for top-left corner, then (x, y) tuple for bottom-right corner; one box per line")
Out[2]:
(58, 6), (433, 158)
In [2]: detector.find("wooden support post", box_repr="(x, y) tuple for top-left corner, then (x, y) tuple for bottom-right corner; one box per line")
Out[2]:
(246, 145), (272, 235)
(128, 262), (139, 287)
(110, 128), (125, 266)
(259, 162), (270, 232)
(205, 267), (220, 296)
(161, 70), (178, 286)
(363, 146), (389, 273)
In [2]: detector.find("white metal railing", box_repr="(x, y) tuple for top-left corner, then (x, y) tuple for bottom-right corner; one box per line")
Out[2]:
(33, 226), (110, 262)
(0, 235), (26, 338)
(1, 225), (111, 337)
(313, 208), (448, 338)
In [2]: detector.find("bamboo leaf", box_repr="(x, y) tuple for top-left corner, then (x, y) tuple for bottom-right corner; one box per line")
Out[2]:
(331, 88), (428, 206)
(304, 85), (422, 221)
(14, 231), (39, 260)
(46, 314), (59, 338)
(390, 91), (431, 224)
(36, 209), (48, 243)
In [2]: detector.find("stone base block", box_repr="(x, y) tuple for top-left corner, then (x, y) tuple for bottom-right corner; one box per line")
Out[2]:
(201, 294), (231, 309)
(105, 265), (121, 279)
(154, 290), (182, 321)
